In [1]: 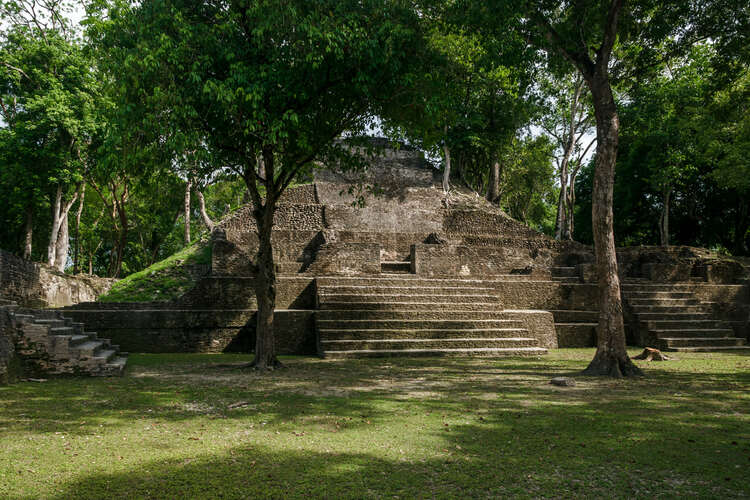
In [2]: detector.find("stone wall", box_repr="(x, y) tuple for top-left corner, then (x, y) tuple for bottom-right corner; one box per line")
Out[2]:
(61, 307), (315, 354)
(0, 249), (114, 307)
(412, 243), (554, 277)
(0, 305), (21, 384)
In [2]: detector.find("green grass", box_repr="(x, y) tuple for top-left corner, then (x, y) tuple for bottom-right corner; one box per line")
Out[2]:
(99, 243), (211, 302)
(1, 349), (748, 499)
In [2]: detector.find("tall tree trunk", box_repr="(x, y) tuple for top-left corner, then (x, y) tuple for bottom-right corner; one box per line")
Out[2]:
(47, 184), (79, 268)
(184, 178), (192, 246)
(486, 157), (501, 203)
(54, 211), (69, 272)
(582, 69), (642, 378)
(442, 143), (451, 193)
(23, 204), (33, 260)
(566, 177), (577, 240)
(74, 183), (85, 274)
(47, 185), (63, 266)
(554, 182), (566, 240)
(659, 187), (671, 247)
(196, 189), (215, 233)
(113, 208), (128, 278)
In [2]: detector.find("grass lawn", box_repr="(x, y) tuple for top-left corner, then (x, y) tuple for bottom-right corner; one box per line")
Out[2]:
(1, 349), (748, 499)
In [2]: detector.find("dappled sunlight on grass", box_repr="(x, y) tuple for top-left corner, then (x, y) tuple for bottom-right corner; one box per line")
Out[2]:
(0, 349), (748, 498)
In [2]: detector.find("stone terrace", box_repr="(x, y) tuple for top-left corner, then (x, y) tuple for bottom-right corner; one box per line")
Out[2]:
(61, 139), (750, 357)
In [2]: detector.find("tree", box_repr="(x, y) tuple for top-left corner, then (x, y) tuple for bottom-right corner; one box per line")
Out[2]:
(383, 10), (535, 196)
(0, 0), (100, 270)
(96, 0), (421, 369)
(539, 73), (595, 240)
(463, 0), (750, 376)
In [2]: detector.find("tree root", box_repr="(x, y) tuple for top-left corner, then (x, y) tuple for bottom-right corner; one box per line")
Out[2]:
(632, 347), (672, 361)
(582, 351), (644, 378)
(241, 356), (285, 371)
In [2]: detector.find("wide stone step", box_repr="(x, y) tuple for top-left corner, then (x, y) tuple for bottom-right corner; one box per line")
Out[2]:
(662, 345), (750, 353)
(319, 301), (501, 311)
(551, 310), (598, 323)
(48, 326), (77, 336)
(622, 284), (692, 291)
(628, 298), (700, 306)
(69, 334), (90, 346)
(91, 349), (117, 364)
(35, 319), (66, 327)
(316, 319), (523, 330)
(75, 340), (106, 357)
(624, 291), (693, 299)
(636, 312), (712, 321)
(318, 285), (497, 295)
(643, 320), (728, 330)
(651, 328), (736, 338)
(318, 293), (500, 304)
(551, 276), (580, 283)
(555, 323), (596, 347)
(318, 327), (528, 341)
(321, 338), (539, 351)
(316, 276), (549, 288)
(316, 310), (510, 321)
(322, 347), (548, 358)
(551, 266), (577, 277)
(658, 337), (746, 348)
(103, 356), (128, 376)
(631, 305), (710, 314)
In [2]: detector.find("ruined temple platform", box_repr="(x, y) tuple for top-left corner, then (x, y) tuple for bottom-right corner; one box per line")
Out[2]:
(60, 140), (750, 357)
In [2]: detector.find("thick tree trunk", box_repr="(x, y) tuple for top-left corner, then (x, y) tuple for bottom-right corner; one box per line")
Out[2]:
(184, 178), (192, 246)
(659, 187), (671, 247)
(583, 71), (642, 378)
(196, 190), (215, 233)
(250, 206), (282, 370)
(23, 204), (33, 260)
(247, 148), (282, 371)
(54, 211), (69, 272)
(442, 144), (451, 193)
(486, 158), (500, 203)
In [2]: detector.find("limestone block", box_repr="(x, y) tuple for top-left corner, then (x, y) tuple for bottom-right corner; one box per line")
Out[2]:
(502, 310), (558, 349)
(578, 263), (597, 283)
(305, 242), (380, 275)
(696, 261), (744, 284)
(643, 263), (691, 282)
(0, 307), (21, 385)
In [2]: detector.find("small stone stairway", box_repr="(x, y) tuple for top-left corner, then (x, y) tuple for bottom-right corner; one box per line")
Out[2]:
(315, 276), (548, 358)
(622, 284), (748, 352)
(9, 306), (128, 376)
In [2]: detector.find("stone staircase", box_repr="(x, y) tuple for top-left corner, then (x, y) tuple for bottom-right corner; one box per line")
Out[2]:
(315, 276), (548, 358)
(622, 284), (748, 352)
(9, 305), (128, 376)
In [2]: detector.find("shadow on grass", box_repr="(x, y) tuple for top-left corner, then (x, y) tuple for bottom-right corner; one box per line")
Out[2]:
(46, 394), (750, 499)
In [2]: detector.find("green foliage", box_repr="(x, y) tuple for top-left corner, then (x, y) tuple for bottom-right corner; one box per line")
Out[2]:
(574, 46), (750, 253)
(99, 242), (211, 302)
(495, 135), (557, 233)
